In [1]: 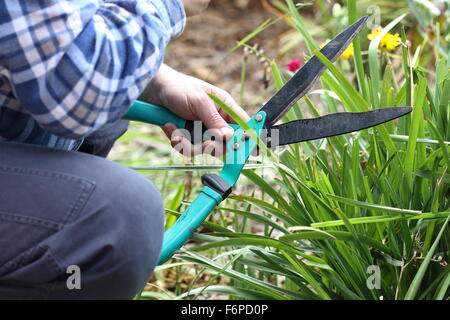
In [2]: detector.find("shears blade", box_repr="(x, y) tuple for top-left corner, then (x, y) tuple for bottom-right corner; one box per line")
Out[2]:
(266, 106), (412, 147)
(260, 16), (369, 126)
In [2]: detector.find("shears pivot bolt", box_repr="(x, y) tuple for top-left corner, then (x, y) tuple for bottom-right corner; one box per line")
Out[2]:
(232, 142), (240, 150)
(255, 114), (263, 122)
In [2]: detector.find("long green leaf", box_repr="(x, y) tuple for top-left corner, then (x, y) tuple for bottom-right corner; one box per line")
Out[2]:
(405, 216), (449, 299)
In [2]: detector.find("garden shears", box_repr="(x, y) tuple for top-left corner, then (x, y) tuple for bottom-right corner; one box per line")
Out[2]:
(123, 16), (412, 265)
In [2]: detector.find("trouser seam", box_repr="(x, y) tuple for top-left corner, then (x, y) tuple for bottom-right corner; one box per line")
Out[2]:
(36, 245), (65, 299)
(0, 165), (96, 228)
(0, 211), (61, 230)
(62, 179), (96, 226)
(0, 245), (63, 299)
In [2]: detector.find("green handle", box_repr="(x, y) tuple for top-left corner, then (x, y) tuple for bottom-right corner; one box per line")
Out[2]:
(157, 111), (267, 264)
(158, 187), (221, 264)
(124, 100), (240, 143)
(124, 100), (186, 129)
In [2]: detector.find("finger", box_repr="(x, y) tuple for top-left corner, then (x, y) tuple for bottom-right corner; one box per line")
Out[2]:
(164, 123), (203, 156)
(163, 122), (189, 154)
(218, 95), (251, 124)
(194, 93), (234, 140)
(202, 140), (226, 157)
(162, 122), (177, 140)
(173, 134), (204, 156)
(206, 86), (251, 124)
(251, 145), (260, 157)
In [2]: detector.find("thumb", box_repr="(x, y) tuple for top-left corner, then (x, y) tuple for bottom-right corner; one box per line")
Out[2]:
(198, 97), (234, 140)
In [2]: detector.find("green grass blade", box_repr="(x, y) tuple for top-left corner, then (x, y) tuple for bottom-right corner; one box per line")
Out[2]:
(404, 76), (427, 185)
(404, 215), (450, 299)
(368, 14), (408, 107)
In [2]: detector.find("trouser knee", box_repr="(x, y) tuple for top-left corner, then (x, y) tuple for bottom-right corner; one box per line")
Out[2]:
(45, 162), (166, 299)
(0, 142), (165, 299)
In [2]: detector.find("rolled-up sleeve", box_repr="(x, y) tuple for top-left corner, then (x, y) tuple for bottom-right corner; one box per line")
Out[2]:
(0, 0), (186, 139)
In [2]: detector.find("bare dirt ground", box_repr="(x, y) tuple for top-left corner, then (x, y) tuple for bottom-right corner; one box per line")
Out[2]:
(163, 2), (295, 109)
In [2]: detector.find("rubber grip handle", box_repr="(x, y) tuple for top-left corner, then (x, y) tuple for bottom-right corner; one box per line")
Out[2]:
(123, 100), (186, 129)
(125, 100), (239, 144)
(184, 120), (240, 144)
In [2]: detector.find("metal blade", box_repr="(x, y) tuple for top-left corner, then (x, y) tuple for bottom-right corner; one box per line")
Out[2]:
(266, 107), (412, 147)
(260, 16), (368, 127)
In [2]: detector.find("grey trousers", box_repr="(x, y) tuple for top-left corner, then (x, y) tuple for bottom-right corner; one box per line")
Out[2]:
(0, 121), (165, 299)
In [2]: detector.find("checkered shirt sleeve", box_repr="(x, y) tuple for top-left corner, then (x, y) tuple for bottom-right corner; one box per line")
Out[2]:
(0, 0), (185, 139)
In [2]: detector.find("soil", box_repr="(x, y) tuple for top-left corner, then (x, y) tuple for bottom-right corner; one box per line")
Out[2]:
(163, 3), (296, 110)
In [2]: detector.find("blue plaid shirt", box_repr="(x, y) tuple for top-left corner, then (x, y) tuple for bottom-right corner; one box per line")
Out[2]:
(0, 0), (185, 150)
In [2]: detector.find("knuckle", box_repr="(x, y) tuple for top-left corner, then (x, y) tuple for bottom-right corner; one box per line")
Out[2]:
(216, 88), (229, 98)
(209, 112), (224, 125)
(195, 93), (210, 106)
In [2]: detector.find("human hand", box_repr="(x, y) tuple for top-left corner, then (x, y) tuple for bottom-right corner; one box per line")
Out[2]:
(181, 0), (211, 16)
(140, 64), (250, 156)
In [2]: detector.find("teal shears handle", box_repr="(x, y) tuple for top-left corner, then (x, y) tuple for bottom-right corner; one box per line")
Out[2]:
(123, 100), (266, 265)
(158, 187), (221, 263)
(124, 100), (240, 143)
(123, 100), (187, 129)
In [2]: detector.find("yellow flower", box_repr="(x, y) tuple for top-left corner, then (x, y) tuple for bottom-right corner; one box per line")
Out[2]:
(368, 28), (401, 51)
(367, 27), (382, 40)
(320, 41), (354, 61)
(381, 33), (402, 51)
(338, 42), (354, 61)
